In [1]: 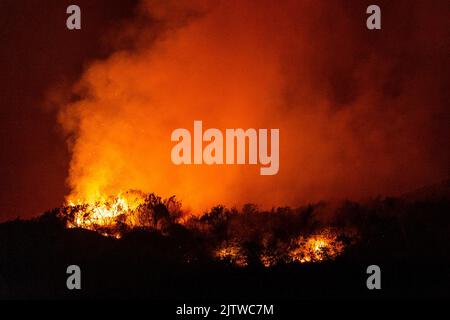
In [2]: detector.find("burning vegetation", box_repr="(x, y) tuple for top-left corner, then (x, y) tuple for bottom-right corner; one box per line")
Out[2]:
(58, 191), (354, 267)
(287, 229), (345, 264)
(214, 228), (345, 267)
(60, 191), (182, 237)
(2, 182), (449, 298)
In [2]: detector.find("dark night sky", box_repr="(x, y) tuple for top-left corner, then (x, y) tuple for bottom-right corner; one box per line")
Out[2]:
(0, 0), (138, 220)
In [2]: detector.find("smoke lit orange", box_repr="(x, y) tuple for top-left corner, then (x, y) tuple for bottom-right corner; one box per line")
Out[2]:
(57, 0), (449, 214)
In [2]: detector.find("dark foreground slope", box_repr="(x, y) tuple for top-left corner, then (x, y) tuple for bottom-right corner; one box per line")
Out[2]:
(0, 185), (449, 299)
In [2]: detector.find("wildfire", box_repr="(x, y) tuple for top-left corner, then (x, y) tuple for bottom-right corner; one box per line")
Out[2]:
(288, 229), (345, 264)
(58, 191), (349, 266)
(68, 196), (133, 228)
(214, 228), (345, 267)
(59, 191), (182, 237)
(215, 241), (248, 267)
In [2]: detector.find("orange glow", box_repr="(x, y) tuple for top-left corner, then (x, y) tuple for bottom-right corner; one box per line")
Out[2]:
(65, 191), (147, 231)
(214, 228), (345, 267)
(215, 241), (248, 267)
(288, 229), (345, 264)
(57, 0), (446, 214)
(60, 191), (182, 237)
(59, 192), (347, 266)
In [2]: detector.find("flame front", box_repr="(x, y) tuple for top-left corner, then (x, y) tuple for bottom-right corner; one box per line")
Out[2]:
(60, 191), (182, 238)
(215, 241), (249, 267)
(58, 192), (349, 266)
(288, 230), (345, 264)
(56, 1), (445, 216)
(214, 228), (346, 267)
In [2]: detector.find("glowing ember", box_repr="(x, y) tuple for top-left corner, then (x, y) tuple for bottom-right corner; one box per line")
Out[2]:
(58, 191), (348, 265)
(213, 229), (345, 267)
(215, 241), (248, 267)
(288, 229), (345, 264)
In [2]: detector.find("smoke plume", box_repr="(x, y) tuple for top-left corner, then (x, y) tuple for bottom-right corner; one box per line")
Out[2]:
(57, 0), (450, 213)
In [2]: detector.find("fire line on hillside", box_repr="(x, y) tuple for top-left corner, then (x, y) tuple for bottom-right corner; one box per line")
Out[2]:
(58, 190), (352, 267)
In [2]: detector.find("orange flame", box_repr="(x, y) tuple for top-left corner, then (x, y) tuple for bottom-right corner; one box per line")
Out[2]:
(214, 228), (345, 267)
(288, 229), (345, 264)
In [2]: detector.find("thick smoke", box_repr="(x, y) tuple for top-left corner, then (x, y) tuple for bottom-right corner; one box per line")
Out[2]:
(58, 0), (449, 213)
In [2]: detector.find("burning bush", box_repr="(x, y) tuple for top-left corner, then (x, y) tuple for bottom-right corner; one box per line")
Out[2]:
(287, 228), (345, 264)
(58, 191), (182, 236)
(57, 190), (359, 267)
